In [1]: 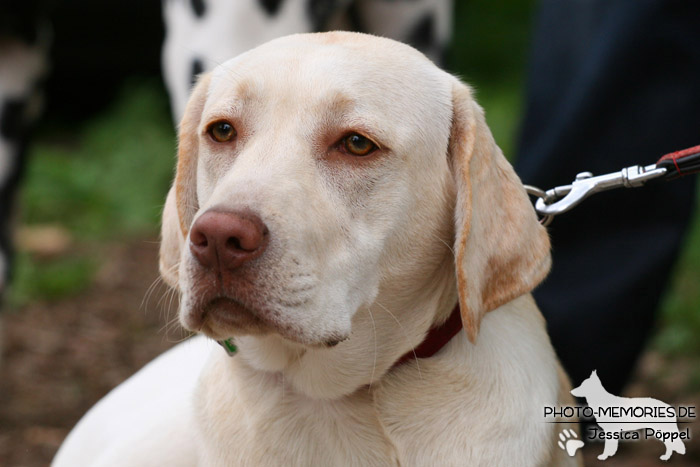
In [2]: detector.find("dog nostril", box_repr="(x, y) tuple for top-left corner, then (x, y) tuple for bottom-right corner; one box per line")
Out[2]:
(190, 230), (208, 248)
(227, 236), (243, 251)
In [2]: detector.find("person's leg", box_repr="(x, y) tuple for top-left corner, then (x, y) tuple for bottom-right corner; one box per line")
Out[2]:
(515, 0), (700, 394)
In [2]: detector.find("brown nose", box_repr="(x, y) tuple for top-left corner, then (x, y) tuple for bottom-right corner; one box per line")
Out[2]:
(189, 210), (268, 271)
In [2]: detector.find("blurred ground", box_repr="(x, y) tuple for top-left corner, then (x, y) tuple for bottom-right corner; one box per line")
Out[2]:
(0, 239), (179, 466)
(0, 238), (698, 466)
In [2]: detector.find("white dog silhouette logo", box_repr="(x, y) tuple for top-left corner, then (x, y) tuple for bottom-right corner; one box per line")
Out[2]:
(571, 370), (687, 461)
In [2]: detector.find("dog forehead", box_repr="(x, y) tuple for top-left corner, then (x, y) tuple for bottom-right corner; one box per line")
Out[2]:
(205, 33), (451, 121)
(215, 31), (434, 76)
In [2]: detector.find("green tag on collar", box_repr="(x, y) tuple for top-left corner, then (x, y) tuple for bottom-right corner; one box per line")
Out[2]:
(217, 338), (238, 356)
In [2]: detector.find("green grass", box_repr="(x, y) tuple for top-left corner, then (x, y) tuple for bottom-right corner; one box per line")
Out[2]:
(11, 79), (175, 305)
(654, 200), (700, 355)
(10, 252), (96, 306)
(21, 79), (176, 238)
(448, 0), (537, 157)
(9, 2), (700, 359)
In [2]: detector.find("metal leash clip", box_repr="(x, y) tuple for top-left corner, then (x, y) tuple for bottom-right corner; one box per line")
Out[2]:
(525, 144), (700, 226)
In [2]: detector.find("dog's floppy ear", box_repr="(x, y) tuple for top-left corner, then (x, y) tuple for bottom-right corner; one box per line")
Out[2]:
(159, 73), (210, 289)
(449, 80), (551, 343)
(159, 186), (184, 288)
(175, 73), (211, 235)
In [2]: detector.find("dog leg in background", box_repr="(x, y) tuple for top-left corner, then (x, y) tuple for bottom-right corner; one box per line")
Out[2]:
(0, 33), (49, 298)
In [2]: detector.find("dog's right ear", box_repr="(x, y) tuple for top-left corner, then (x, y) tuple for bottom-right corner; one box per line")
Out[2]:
(159, 186), (184, 289)
(175, 73), (211, 235)
(159, 73), (211, 289)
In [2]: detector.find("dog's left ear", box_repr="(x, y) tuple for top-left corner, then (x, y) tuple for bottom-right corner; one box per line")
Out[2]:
(449, 80), (551, 343)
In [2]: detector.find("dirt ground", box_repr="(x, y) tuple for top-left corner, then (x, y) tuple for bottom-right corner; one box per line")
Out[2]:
(0, 238), (698, 466)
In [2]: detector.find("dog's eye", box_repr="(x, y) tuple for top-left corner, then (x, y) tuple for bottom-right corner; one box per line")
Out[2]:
(208, 121), (236, 143)
(342, 134), (377, 157)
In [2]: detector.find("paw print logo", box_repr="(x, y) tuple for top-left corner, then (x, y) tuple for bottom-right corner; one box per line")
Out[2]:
(557, 428), (584, 457)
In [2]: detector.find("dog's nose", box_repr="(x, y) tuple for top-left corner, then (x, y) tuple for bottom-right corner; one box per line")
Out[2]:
(189, 210), (268, 270)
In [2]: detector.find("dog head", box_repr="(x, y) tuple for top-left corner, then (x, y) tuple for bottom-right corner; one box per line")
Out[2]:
(160, 32), (550, 349)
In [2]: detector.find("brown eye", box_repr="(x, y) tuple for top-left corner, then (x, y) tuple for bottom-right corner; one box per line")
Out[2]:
(342, 134), (377, 156)
(208, 121), (236, 142)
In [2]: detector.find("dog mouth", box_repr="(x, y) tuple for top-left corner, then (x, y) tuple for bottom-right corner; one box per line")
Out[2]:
(188, 296), (274, 339)
(184, 295), (349, 347)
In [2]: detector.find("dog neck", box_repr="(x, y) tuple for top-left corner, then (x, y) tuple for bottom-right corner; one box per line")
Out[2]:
(231, 251), (458, 400)
(391, 303), (462, 368)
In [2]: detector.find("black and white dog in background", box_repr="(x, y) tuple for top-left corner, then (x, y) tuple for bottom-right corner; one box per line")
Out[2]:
(163, 0), (452, 120)
(0, 0), (452, 297)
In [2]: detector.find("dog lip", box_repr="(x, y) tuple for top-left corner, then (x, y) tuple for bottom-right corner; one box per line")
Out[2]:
(185, 293), (349, 346)
(190, 296), (272, 339)
(206, 296), (261, 323)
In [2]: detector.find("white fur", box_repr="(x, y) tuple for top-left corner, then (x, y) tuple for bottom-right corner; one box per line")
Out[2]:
(52, 336), (213, 466)
(54, 33), (579, 466)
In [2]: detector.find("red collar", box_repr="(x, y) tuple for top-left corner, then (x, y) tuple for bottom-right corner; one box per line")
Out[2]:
(392, 303), (463, 368)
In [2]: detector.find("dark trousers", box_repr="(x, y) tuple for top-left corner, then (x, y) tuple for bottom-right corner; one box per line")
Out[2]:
(516, 0), (700, 394)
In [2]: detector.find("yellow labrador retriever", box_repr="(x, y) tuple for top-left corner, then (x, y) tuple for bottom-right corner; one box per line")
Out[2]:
(54, 32), (580, 466)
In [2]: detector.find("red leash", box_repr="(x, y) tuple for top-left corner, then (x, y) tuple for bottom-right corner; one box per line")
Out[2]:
(656, 144), (700, 179)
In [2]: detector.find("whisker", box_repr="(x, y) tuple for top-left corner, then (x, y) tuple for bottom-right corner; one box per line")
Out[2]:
(141, 274), (167, 313)
(159, 314), (181, 338)
(427, 231), (455, 256)
(161, 311), (190, 345)
(375, 301), (422, 380)
(166, 289), (181, 324)
(156, 275), (179, 311)
(366, 306), (378, 391)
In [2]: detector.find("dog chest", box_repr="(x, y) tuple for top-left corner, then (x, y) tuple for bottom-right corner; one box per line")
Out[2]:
(193, 354), (399, 466)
